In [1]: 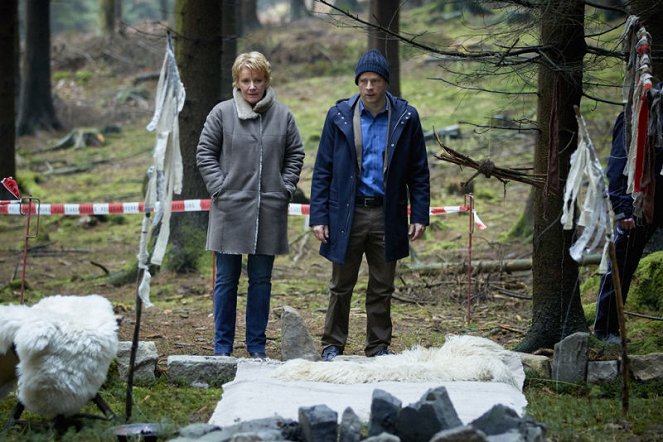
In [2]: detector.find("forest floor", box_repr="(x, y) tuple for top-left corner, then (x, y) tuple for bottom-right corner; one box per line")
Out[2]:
(1, 12), (663, 441)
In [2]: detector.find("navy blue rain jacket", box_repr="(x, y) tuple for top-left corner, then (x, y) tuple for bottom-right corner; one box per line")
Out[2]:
(309, 93), (430, 264)
(606, 112), (632, 221)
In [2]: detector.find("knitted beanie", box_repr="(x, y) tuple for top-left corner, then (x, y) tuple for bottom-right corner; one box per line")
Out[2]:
(354, 49), (390, 84)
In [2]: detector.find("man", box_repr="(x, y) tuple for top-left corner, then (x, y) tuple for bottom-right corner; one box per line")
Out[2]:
(309, 49), (430, 361)
(594, 109), (663, 344)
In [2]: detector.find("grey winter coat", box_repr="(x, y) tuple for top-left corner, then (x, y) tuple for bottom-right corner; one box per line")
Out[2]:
(196, 87), (304, 255)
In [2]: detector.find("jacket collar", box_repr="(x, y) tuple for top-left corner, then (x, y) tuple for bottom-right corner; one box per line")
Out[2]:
(234, 86), (275, 120)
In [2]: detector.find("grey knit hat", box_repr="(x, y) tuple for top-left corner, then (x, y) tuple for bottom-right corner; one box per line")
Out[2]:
(354, 49), (390, 84)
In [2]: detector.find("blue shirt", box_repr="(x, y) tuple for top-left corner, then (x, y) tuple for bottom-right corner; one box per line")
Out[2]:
(358, 99), (388, 197)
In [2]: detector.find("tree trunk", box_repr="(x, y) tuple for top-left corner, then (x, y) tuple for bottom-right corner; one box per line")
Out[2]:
(0, 0), (18, 181)
(17, 0), (61, 136)
(239, 0), (260, 36)
(168, 0), (223, 273)
(100, 0), (115, 36)
(629, 0), (663, 78)
(368, 0), (401, 97)
(515, 0), (589, 353)
(291, 0), (308, 21)
(221, 1), (238, 101)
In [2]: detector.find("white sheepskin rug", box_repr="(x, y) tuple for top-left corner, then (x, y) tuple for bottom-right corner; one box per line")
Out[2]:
(273, 335), (524, 389)
(0, 294), (118, 417)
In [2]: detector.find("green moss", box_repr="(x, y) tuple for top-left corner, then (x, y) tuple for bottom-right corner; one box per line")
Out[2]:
(629, 251), (663, 312)
(582, 302), (596, 326)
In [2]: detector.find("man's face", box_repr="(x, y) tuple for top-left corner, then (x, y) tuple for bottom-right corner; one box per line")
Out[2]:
(237, 67), (268, 105)
(357, 72), (387, 106)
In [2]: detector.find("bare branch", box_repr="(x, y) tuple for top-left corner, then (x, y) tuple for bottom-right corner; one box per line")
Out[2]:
(428, 76), (537, 96)
(581, 91), (625, 106)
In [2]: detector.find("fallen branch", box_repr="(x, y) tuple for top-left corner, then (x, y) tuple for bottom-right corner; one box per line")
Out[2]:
(624, 311), (663, 321)
(400, 254), (602, 274)
(90, 260), (110, 275)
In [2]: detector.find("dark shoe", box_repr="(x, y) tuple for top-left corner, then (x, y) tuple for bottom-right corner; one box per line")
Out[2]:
(322, 345), (341, 361)
(215, 352), (231, 357)
(372, 348), (393, 357)
(249, 352), (267, 359)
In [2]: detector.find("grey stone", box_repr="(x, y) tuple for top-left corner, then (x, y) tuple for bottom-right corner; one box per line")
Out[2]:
(193, 417), (298, 442)
(363, 432), (401, 442)
(485, 429), (526, 442)
(470, 404), (521, 436)
(177, 423), (221, 438)
(516, 352), (550, 379)
(116, 340), (158, 384)
(299, 404), (337, 442)
(228, 429), (285, 441)
(430, 425), (488, 441)
(394, 387), (463, 442)
(587, 360), (619, 383)
(421, 386), (463, 428)
(167, 355), (237, 387)
(339, 406), (362, 442)
(368, 389), (402, 437)
(551, 332), (589, 383)
(630, 353), (663, 381)
(281, 305), (321, 361)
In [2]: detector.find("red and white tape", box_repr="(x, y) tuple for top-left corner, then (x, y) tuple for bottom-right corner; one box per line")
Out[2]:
(0, 199), (486, 229)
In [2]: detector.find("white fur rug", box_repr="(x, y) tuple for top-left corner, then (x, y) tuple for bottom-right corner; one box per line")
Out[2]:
(209, 335), (527, 426)
(0, 294), (118, 417)
(273, 335), (524, 389)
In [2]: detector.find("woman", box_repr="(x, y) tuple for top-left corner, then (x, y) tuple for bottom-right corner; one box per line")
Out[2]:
(196, 52), (304, 358)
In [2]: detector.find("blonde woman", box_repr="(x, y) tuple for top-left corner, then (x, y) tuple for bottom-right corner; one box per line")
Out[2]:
(197, 52), (304, 358)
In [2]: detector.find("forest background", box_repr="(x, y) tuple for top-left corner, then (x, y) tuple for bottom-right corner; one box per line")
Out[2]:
(0, 0), (662, 440)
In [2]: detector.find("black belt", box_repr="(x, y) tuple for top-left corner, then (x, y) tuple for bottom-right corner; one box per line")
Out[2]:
(355, 196), (383, 207)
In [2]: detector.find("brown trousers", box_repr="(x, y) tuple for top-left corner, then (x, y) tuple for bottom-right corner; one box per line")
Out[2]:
(321, 206), (396, 356)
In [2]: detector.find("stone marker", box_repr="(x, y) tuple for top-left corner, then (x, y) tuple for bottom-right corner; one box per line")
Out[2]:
(281, 305), (321, 361)
(551, 332), (589, 383)
(116, 341), (158, 384)
(587, 360), (619, 383)
(630, 353), (663, 382)
(167, 355), (237, 387)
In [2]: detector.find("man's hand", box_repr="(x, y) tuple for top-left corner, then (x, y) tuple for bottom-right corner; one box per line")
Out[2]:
(312, 225), (329, 243)
(408, 223), (426, 241)
(618, 217), (636, 230)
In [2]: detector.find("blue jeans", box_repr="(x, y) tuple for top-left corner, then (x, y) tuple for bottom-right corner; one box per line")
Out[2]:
(213, 253), (274, 354)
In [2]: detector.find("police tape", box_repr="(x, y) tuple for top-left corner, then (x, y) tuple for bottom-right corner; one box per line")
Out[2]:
(0, 199), (487, 229)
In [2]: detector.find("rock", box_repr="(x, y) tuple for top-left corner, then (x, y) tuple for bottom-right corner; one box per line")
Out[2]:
(116, 341), (158, 384)
(339, 407), (362, 442)
(551, 332), (589, 383)
(281, 305), (320, 361)
(176, 423), (221, 439)
(363, 433), (401, 442)
(368, 389), (402, 436)
(516, 352), (550, 379)
(167, 355), (237, 387)
(430, 425), (488, 441)
(394, 386), (463, 442)
(470, 404), (521, 436)
(299, 404), (337, 442)
(630, 353), (663, 381)
(587, 360), (619, 383)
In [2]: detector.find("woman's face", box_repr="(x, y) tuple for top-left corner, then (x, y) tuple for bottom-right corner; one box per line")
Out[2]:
(237, 67), (268, 105)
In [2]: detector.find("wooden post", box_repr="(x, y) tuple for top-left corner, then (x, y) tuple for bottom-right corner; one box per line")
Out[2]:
(607, 240), (629, 416)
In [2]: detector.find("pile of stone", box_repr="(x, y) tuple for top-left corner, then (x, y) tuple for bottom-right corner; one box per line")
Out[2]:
(169, 386), (546, 442)
(519, 332), (663, 384)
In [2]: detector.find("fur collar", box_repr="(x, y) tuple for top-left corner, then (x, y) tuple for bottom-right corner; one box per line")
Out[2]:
(233, 86), (275, 120)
